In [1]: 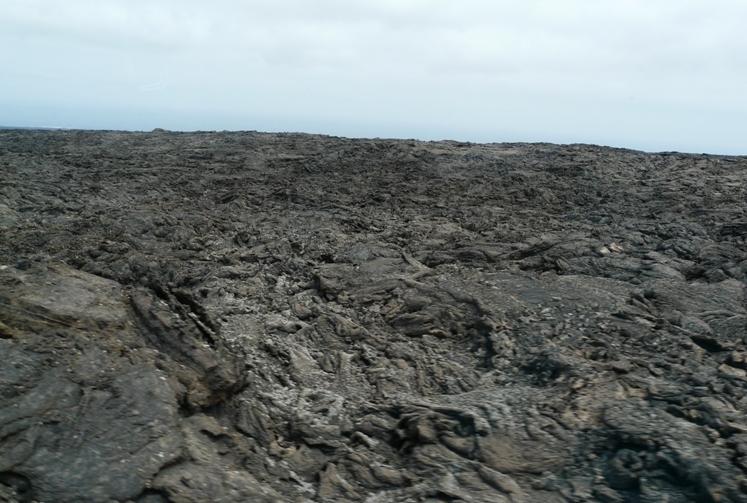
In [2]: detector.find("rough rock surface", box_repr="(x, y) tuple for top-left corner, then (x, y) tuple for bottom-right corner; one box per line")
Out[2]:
(0, 129), (746, 502)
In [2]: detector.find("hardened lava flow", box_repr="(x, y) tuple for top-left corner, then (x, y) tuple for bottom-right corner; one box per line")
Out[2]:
(1, 129), (746, 502)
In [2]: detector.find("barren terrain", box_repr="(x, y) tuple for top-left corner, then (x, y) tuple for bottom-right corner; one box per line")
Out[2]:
(1, 129), (746, 502)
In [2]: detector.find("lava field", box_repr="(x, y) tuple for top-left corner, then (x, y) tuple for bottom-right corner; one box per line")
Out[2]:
(1, 129), (746, 502)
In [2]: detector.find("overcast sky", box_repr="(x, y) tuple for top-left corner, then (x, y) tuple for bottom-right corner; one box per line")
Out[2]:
(1, 1), (745, 153)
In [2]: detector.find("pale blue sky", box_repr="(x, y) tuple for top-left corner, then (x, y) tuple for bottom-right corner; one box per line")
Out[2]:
(1, 0), (745, 153)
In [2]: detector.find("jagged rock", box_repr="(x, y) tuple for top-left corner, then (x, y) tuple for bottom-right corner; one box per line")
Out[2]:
(1, 130), (746, 501)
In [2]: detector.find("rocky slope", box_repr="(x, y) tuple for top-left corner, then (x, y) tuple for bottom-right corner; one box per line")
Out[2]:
(1, 129), (746, 502)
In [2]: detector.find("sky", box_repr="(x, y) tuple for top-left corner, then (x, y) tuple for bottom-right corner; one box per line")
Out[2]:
(1, 0), (745, 154)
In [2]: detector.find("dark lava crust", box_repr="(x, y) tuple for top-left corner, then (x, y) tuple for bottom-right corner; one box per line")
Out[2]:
(1, 129), (746, 502)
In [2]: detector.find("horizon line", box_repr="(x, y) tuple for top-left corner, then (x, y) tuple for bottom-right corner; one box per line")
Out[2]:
(1, 125), (744, 158)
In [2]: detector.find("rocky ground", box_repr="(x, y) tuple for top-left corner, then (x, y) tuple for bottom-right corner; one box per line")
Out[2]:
(0, 129), (746, 502)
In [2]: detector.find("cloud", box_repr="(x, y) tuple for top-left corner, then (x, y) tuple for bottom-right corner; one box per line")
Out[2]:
(1, 0), (745, 153)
